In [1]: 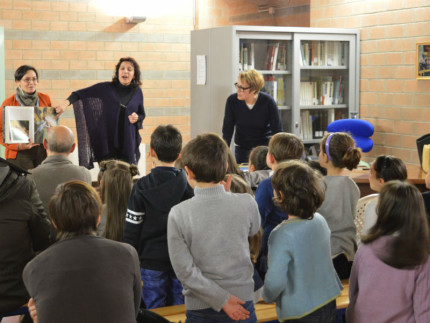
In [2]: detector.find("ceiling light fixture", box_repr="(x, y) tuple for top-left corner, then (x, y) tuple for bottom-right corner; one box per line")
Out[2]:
(125, 16), (147, 24)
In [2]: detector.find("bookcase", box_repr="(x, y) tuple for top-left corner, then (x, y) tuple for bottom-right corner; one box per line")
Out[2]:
(190, 26), (360, 146)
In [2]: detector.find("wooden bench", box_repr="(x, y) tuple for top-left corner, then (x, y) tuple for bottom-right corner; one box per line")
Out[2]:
(151, 280), (349, 322)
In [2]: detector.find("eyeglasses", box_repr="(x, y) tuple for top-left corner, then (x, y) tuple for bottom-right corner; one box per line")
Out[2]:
(234, 83), (250, 92)
(22, 78), (38, 84)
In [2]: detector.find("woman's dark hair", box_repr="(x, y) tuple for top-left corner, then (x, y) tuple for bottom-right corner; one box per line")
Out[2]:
(15, 65), (38, 81)
(362, 181), (430, 268)
(372, 155), (407, 182)
(272, 160), (326, 219)
(249, 146), (269, 170)
(99, 160), (138, 241)
(112, 57), (142, 86)
(320, 132), (361, 170)
(49, 181), (101, 240)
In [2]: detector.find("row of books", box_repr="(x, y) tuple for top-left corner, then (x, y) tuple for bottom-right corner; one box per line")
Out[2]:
(239, 42), (288, 71)
(263, 43), (288, 71)
(300, 109), (347, 140)
(263, 76), (287, 106)
(240, 43), (255, 71)
(301, 41), (347, 67)
(300, 76), (344, 106)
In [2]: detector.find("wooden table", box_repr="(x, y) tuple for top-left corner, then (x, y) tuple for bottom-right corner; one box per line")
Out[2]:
(151, 280), (350, 323)
(347, 164), (427, 197)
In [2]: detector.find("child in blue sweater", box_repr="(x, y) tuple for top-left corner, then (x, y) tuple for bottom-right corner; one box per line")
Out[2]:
(263, 161), (342, 322)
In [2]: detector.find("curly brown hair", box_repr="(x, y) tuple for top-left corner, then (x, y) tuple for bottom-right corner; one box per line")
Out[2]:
(112, 57), (142, 87)
(272, 160), (326, 219)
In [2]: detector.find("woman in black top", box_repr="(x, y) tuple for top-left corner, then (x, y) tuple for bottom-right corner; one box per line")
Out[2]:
(222, 69), (282, 164)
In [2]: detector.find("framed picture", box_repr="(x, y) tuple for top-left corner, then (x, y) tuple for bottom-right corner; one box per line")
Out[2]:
(416, 42), (430, 79)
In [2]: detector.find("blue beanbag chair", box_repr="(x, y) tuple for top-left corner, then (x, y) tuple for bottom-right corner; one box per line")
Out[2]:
(327, 119), (374, 153)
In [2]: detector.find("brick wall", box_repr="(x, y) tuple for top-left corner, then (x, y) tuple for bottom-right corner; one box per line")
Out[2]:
(0, 0), (309, 173)
(0, 0), (194, 172)
(311, 0), (430, 165)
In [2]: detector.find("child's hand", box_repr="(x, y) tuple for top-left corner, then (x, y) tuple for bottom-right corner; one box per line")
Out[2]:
(222, 295), (250, 321)
(28, 298), (38, 323)
(222, 174), (233, 192)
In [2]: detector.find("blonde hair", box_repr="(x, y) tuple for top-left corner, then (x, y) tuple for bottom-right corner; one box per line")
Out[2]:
(238, 69), (264, 93)
(99, 160), (138, 241)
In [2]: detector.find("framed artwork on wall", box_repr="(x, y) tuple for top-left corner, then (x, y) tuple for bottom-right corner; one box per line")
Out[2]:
(416, 42), (430, 79)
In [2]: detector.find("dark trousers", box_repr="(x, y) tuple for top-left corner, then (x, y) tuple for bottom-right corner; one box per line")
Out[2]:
(186, 300), (256, 323)
(140, 268), (184, 309)
(7, 145), (46, 170)
(332, 254), (353, 280)
(287, 300), (336, 323)
(234, 145), (252, 164)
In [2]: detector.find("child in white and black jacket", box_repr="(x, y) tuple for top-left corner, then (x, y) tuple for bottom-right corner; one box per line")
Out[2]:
(123, 125), (193, 309)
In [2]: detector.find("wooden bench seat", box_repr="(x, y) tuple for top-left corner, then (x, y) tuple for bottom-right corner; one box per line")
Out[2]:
(151, 280), (349, 322)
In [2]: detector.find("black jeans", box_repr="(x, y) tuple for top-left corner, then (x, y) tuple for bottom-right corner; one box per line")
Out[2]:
(333, 253), (353, 280)
(287, 300), (336, 323)
(234, 145), (251, 164)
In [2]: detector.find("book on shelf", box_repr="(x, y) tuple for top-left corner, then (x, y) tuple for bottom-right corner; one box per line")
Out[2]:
(277, 44), (287, 70)
(2, 106), (58, 144)
(264, 78), (278, 103)
(249, 43), (255, 70)
(271, 43), (280, 71)
(300, 41), (347, 67)
(300, 109), (331, 140)
(240, 43), (255, 71)
(276, 77), (285, 106)
(243, 47), (249, 70)
(263, 42), (288, 71)
(300, 75), (344, 106)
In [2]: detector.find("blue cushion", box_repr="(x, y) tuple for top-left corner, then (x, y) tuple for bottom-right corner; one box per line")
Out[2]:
(327, 119), (374, 153)
(327, 119), (374, 137)
(352, 136), (373, 153)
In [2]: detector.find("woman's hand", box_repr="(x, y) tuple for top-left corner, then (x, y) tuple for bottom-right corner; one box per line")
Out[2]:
(28, 298), (38, 323)
(128, 112), (139, 124)
(18, 139), (40, 151)
(55, 100), (69, 115)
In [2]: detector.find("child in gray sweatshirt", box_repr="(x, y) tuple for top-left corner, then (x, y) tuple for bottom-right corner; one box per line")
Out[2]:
(167, 133), (260, 323)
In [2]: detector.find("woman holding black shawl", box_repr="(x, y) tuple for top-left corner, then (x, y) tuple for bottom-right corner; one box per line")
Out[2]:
(56, 57), (145, 169)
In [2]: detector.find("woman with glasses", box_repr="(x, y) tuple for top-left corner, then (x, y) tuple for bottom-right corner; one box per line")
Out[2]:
(0, 65), (52, 169)
(55, 57), (145, 169)
(222, 69), (283, 164)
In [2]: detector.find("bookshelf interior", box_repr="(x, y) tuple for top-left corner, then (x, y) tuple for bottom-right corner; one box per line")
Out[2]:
(190, 26), (359, 147)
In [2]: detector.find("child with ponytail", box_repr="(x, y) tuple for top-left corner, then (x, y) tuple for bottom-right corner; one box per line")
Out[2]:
(318, 132), (361, 279)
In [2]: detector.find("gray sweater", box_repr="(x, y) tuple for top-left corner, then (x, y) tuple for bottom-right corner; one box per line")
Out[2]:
(317, 175), (360, 261)
(168, 185), (260, 311)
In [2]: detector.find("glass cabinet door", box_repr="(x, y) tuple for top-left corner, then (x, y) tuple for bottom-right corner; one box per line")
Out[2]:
(237, 35), (293, 133)
(293, 35), (357, 144)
